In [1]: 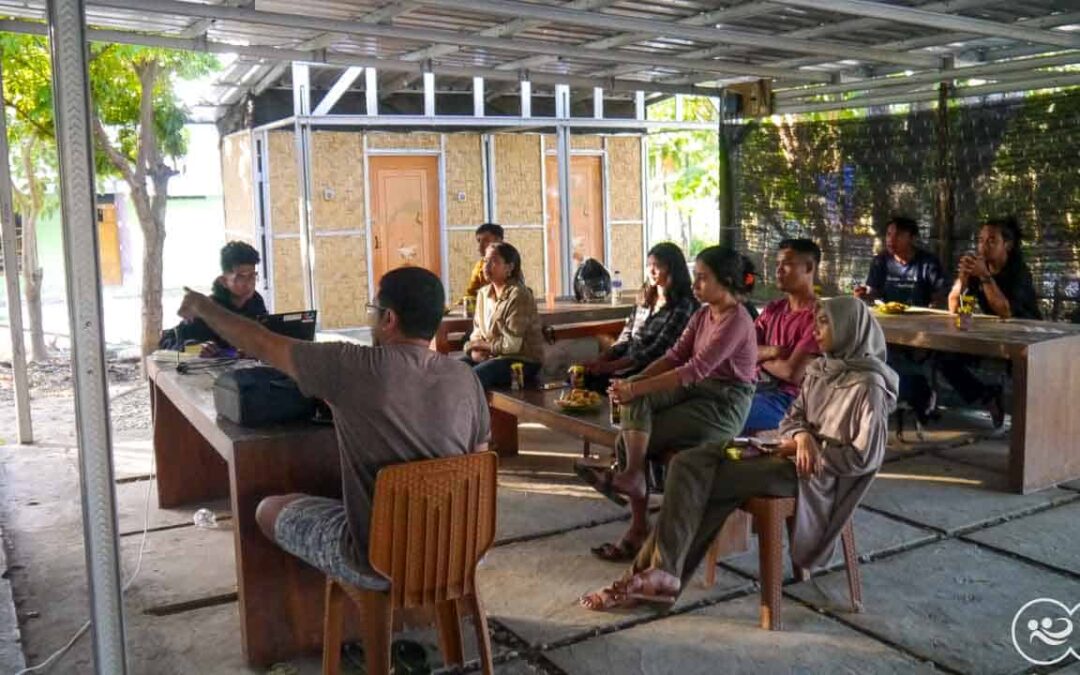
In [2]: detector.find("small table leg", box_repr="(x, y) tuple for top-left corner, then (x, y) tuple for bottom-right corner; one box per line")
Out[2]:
(490, 408), (519, 457)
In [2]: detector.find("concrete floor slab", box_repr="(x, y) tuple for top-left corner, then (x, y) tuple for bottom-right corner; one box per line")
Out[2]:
(786, 539), (1080, 675)
(0, 527), (25, 673)
(931, 439), (1010, 473)
(120, 522), (236, 612)
(545, 594), (932, 675)
(496, 478), (626, 544)
(964, 501), (1080, 576)
(862, 455), (1076, 534)
(723, 507), (937, 581)
(478, 521), (752, 648)
(116, 478), (230, 537)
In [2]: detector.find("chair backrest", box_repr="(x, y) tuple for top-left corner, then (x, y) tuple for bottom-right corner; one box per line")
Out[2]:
(368, 452), (498, 609)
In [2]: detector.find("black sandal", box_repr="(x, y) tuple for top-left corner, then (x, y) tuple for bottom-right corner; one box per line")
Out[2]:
(591, 539), (642, 562)
(574, 464), (628, 507)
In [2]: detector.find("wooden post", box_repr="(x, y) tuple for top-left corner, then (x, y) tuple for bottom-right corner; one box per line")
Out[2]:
(934, 80), (955, 269)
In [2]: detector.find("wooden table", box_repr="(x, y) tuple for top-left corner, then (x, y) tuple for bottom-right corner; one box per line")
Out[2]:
(435, 300), (633, 353)
(487, 387), (619, 457)
(147, 359), (356, 666)
(874, 311), (1080, 493)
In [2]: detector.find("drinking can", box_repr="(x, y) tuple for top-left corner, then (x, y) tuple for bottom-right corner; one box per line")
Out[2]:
(510, 362), (525, 391)
(568, 365), (585, 389)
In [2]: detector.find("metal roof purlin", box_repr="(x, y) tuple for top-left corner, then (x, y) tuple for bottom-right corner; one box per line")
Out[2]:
(411, 0), (942, 67)
(496, 0), (783, 73)
(89, 0), (833, 82)
(632, 0), (1009, 85)
(376, 0), (622, 99)
(770, 0), (1080, 49)
(0, 18), (730, 97)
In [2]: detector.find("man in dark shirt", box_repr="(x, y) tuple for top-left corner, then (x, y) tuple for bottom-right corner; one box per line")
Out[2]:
(176, 267), (491, 587)
(159, 241), (268, 351)
(856, 216), (947, 307)
(942, 218), (1041, 427)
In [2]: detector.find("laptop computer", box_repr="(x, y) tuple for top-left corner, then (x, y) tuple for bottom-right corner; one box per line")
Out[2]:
(258, 310), (318, 341)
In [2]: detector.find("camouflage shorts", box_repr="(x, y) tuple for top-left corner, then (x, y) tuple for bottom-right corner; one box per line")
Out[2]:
(273, 496), (389, 591)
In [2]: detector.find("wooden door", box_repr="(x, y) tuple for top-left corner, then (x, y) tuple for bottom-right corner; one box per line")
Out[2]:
(96, 203), (122, 286)
(369, 155), (441, 283)
(545, 154), (604, 295)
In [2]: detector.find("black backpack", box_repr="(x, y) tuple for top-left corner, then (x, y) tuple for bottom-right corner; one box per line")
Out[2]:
(573, 257), (611, 302)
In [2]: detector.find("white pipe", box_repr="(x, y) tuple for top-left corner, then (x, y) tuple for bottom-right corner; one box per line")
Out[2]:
(47, 0), (127, 671)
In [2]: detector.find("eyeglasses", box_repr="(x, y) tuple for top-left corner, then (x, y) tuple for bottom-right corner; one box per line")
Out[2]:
(231, 271), (259, 282)
(365, 303), (388, 316)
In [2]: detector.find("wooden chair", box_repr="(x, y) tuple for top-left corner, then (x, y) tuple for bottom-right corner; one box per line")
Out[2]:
(322, 452), (499, 675)
(704, 496), (863, 630)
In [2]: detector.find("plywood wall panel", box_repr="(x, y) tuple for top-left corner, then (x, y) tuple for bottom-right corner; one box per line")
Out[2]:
(510, 228), (546, 295)
(272, 238), (305, 312)
(611, 222), (643, 288)
(367, 132), (440, 150)
(445, 133), (485, 227)
(607, 137), (642, 222)
(494, 135), (542, 226)
(221, 131), (255, 239)
(268, 131), (300, 235)
(311, 131), (364, 232)
(448, 230), (477, 301)
(315, 235), (367, 328)
(573, 135), (603, 151)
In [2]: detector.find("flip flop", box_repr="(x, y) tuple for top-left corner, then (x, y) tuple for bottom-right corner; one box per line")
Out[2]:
(591, 539), (641, 562)
(574, 464), (628, 507)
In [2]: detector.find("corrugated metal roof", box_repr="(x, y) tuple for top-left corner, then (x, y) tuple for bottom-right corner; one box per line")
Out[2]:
(0, 0), (1075, 116)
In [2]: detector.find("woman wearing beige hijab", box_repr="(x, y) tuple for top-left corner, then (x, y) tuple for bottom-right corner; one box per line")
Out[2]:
(581, 296), (897, 609)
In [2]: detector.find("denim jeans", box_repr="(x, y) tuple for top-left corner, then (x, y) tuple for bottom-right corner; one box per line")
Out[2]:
(461, 356), (540, 389)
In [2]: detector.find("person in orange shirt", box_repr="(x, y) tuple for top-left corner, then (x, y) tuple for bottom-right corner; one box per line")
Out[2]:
(466, 223), (504, 298)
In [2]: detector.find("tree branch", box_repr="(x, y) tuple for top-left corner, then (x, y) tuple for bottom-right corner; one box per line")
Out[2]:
(136, 59), (158, 183)
(3, 100), (54, 139)
(92, 114), (137, 188)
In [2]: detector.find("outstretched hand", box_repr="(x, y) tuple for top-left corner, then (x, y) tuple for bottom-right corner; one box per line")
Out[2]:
(177, 287), (208, 322)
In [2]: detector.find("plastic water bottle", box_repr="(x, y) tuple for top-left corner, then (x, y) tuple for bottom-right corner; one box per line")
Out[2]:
(193, 508), (217, 529)
(611, 270), (623, 306)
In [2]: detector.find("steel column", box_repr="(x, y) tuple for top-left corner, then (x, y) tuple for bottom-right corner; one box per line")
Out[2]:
(46, 0), (127, 671)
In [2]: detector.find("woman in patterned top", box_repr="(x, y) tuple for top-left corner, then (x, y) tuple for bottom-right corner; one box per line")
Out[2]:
(584, 242), (698, 392)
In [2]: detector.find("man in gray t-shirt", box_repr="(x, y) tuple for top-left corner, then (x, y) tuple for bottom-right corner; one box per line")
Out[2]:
(177, 267), (490, 586)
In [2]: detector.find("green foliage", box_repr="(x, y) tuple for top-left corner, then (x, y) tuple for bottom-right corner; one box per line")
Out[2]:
(1, 33), (217, 180)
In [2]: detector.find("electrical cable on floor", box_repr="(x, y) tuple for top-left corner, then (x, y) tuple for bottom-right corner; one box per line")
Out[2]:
(14, 402), (159, 674)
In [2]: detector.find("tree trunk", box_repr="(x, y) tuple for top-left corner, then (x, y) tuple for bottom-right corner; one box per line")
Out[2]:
(130, 179), (168, 359)
(21, 208), (47, 362)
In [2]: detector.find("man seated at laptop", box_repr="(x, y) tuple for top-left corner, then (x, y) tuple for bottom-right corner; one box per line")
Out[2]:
(160, 240), (267, 354)
(176, 267), (490, 589)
